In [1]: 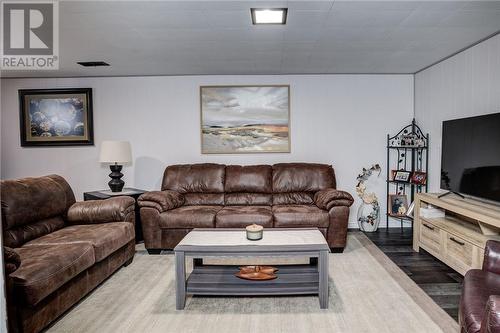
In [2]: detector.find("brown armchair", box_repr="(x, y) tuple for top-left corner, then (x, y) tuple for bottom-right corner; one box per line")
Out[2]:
(460, 240), (500, 333)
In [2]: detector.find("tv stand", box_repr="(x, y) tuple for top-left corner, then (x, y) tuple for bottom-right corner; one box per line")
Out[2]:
(437, 191), (465, 199)
(413, 193), (500, 275)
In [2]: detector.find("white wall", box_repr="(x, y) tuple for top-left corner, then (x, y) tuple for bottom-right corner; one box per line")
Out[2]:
(1, 74), (413, 228)
(415, 34), (500, 192)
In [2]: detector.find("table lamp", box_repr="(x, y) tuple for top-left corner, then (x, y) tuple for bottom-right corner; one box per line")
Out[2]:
(99, 140), (132, 192)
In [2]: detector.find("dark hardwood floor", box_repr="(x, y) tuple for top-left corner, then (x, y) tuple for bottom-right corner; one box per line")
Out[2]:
(364, 228), (463, 321)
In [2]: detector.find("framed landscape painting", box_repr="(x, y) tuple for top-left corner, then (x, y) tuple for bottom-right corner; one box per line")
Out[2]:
(19, 88), (94, 146)
(200, 85), (290, 154)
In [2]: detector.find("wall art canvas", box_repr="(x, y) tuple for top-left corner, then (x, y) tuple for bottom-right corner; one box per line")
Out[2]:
(200, 85), (290, 153)
(19, 88), (93, 146)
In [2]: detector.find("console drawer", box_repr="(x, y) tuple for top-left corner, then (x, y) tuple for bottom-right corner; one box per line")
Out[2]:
(420, 221), (441, 253)
(444, 233), (473, 274)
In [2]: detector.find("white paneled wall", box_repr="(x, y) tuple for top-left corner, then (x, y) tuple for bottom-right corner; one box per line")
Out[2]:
(1, 75), (413, 228)
(415, 33), (500, 191)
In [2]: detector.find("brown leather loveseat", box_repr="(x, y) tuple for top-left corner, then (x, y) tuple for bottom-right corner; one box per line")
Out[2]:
(1, 175), (136, 333)
(139, 163), (354, 253)
(460, 240), (500, 333)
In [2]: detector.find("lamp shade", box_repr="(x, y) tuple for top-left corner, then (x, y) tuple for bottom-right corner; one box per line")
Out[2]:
(99, 141), (132, 164)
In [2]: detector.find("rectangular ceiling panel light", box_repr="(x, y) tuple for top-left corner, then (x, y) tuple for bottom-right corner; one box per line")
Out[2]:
(251, 8), (287, 25)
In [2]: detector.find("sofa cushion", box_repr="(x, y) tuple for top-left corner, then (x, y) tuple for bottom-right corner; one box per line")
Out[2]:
(272, 163), (336, 193)
(161, 164), (225, 193)
(216, 206), (273, 228)
(25, 223), (134, 262)
(3, 216), (65, 250)
(1, 175), (75, 248)
(225, 165), (272, 193)
(461, 269), (500, 333)
(273, 192), (314, 205)
(183, 193), (224, 206)
(272, 205), (330, 228)
(225, 193), (272, 206)
(10, 243), (95, 306)
(160, 206), (222, 229)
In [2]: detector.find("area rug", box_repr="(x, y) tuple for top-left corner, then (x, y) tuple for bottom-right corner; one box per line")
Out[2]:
(47, 232), (458, 333)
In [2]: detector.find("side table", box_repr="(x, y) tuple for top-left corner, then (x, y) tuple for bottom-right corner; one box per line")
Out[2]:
(83, 188), (146, 243)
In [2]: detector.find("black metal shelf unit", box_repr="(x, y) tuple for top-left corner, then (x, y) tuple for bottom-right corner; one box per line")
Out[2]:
(386, 119), (429, 229)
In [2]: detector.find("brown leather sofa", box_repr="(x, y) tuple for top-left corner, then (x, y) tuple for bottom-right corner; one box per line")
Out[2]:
(139, 163), (354, 253)
(1, 175), (136, 333)
(460, 240), (500, 333)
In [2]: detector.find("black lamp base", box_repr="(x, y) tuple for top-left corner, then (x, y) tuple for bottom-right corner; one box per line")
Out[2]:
(108, 164), (124, 192)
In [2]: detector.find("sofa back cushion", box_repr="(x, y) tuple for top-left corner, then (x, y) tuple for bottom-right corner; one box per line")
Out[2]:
(1, 175), (76, 248)
(183, 193), (225, 206)
(162, 164), (225, 205)
(272, 163), (336, 205)
(224, 165), (272, 205)
(159, 163), (336, 206)
(225, 165), (272, 193)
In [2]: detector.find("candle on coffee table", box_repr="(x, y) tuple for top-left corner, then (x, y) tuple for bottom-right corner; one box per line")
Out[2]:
(246, 224), (263, 241)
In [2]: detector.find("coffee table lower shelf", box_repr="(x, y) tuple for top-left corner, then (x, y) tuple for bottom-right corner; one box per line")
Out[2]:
(186, 264), (319, 295)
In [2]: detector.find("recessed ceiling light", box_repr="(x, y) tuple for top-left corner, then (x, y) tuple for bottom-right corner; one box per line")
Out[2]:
(77, 61), (110, 67)
(251, 8), (287, 25)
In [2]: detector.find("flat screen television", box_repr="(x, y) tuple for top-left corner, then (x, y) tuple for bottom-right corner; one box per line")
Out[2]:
(441, 112), (500, 203)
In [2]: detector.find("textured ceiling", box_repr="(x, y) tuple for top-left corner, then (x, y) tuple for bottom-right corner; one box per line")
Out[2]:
(2, 1), (500, 77)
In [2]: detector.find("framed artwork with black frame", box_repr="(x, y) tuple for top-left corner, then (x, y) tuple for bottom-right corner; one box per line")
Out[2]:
(19, 88), (94, 147)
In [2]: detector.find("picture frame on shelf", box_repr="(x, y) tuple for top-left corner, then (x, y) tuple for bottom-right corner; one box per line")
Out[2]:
(411, 171), (427, 185)
(19, 88), (94, 147)
(388, 194), (409, 217)
(393, 170), (411, 182)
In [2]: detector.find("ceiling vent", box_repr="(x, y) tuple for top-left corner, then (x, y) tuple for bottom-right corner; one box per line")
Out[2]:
(77, 61), (110, 67)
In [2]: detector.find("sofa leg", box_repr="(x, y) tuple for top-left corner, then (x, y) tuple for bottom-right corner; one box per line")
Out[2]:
(331, 247), (345, 253)
(123, 257), (133, 267)
(147, 249), (162, 255)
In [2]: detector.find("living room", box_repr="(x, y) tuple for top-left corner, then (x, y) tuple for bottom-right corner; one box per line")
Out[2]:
(1, 1), (499, 332)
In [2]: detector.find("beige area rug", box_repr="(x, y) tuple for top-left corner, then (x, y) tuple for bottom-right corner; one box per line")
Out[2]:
(47, 232), (458, 333)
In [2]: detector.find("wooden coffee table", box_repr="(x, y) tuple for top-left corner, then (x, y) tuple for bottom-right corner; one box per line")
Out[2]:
(174, 228), (330, 310)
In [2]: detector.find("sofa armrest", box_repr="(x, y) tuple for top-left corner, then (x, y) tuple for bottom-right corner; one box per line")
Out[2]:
(138, 190), (185, 213)
(67, 196), (135, 224)
(3, 246), (21, 275)
(480, 295), (500, 333)
(314, 188), (354, 211)
(483, 240), (500, 275)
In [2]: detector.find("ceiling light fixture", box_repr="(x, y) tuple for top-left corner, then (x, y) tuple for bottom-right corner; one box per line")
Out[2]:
(251, 8), (287, 25)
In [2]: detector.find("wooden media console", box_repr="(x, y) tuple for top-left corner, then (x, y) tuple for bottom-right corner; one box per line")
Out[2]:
(413, 193), (500, 275)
